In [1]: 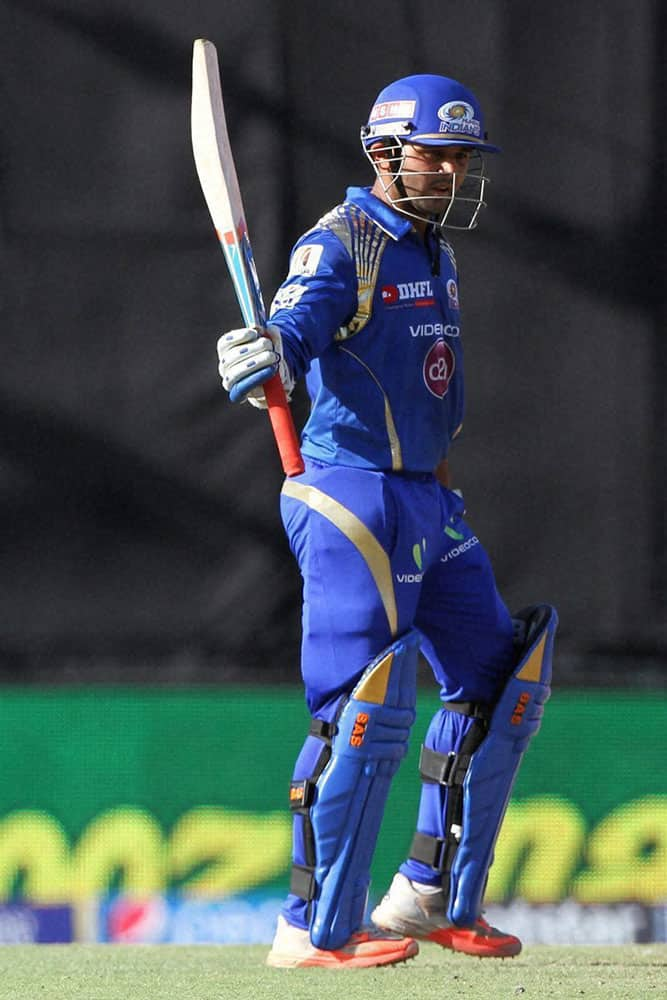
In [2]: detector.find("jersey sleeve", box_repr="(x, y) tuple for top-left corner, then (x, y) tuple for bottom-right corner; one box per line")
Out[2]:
(268, 227), (358, 381)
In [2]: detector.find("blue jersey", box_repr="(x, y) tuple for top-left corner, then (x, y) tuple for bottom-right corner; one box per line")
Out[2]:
(269, 186), (465, 473)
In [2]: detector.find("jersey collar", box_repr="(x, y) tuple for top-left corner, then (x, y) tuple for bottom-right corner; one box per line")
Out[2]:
(345, 186), (414, 241)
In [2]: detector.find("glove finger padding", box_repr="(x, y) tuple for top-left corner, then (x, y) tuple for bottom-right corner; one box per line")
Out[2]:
(216, 326), (261, 353)
(219, 340), (277, 392)
(216, 325), (280, 398)
(216, 325), (294, 404)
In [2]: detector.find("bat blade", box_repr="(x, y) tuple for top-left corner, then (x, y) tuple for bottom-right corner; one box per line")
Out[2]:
(191, 38), (265, 328)
(191, 39), (304, 477)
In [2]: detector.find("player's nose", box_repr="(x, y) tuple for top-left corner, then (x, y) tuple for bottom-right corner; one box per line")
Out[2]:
(436, 157), (456, 174)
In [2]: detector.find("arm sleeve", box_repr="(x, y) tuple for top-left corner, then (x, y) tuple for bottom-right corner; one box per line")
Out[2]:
(268, 228), (357, 381)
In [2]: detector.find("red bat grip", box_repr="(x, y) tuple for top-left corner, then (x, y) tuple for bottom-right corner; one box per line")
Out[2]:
(263, 374), (305, 477)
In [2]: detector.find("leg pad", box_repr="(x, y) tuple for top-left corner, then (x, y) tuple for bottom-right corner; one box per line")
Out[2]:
(308, 629), (421, 950)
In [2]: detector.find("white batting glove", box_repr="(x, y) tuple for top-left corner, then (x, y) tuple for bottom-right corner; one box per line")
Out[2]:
(216, 324), (294, 406)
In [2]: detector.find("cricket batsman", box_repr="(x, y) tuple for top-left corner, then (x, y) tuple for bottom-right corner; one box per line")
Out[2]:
(216, 73), (558, 968)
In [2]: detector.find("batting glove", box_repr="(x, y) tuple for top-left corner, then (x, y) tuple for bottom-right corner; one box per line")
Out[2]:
(216, 324), (294, 406)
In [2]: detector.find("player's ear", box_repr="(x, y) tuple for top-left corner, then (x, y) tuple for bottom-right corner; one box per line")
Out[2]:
(369, 141), (392, 168)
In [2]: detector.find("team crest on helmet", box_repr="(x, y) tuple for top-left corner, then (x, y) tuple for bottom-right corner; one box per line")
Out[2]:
(437, 100), (481, 138)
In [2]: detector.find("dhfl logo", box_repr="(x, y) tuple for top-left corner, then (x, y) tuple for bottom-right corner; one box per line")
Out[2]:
(382, 280), (435, 307)
(423, 339), (455, 398)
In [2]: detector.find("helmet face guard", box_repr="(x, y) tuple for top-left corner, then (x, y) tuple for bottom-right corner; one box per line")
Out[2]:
(360, 74), (500, 232)
(361, 137), (489, 231)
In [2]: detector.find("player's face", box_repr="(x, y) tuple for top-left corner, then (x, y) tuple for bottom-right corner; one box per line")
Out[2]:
(400, 144), (472, 217)
(367, 138), (488, 232)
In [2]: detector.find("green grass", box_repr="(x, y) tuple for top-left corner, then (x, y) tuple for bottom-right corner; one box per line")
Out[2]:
(0, 944), (664, 1000)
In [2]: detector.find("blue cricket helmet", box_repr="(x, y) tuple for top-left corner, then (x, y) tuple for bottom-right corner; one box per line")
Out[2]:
(361, 74), (500, 153)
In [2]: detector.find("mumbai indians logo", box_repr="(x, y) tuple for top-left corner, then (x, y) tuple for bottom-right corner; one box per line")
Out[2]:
(423, 339), (455, 398)
(437, 100), (481, 138)
(446, 278), (459, 310)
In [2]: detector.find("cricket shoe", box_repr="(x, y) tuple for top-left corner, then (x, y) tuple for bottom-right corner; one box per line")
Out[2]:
(371, 873), (521, 958)
(266, 913), (419, 968)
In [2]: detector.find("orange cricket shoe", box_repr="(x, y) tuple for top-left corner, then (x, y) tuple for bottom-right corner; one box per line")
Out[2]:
(371, 873), (521, 959)
(266, 914), (419, 968)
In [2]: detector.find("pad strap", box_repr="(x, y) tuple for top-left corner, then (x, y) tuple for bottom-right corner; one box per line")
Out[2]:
(445, 701), (492, 724)
(289, 716), (337, 899)
(410, 831), (453, 871)
(419, 745), (473, 786)
(409, 721), (486, 877)
(290, 864), (317, 901)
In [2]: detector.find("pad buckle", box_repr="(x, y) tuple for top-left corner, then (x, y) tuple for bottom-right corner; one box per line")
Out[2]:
(290, 863), (317, 901)
(419, 746), (471, 787)
(289, 779), (317, 811)
(409, 829), (461, 874)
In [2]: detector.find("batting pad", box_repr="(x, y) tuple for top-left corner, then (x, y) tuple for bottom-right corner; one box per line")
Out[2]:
(309, 629), (420, 950)
(448, 604), (558, 927)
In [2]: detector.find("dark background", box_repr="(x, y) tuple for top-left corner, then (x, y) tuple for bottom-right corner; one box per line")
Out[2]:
(2, 0), (666, 687)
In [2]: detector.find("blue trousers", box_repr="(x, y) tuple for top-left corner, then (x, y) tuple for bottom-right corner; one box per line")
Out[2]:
(279, 461), (515, 928)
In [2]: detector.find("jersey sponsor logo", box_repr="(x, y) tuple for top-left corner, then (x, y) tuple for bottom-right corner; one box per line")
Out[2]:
(440, 534), (480, 563)
(369, 99), (416, 122)
(412, 539), (426, 571)
(423, 338), (455, 398)
(446, 278), (459, 309)
(382, 280), (435, 308)
(410, 323), (460, 338)
(396, 538), (426, 583)
(444, 523), (465, 541)
(289, 243), (323, 277)
(270, 283), (307, 312)
(437, 100), (482, 138)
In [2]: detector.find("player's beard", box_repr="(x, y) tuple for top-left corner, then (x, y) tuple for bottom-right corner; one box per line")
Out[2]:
(401, 182), (453, 223)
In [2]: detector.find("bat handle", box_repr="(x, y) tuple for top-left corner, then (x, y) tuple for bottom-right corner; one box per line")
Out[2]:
(263, 373), (305, 477)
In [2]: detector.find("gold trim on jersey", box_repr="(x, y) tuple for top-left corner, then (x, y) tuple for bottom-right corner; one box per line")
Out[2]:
(308, 203), (404, 470)
(281, 480), (398, 637)
(338, 346), (403, 471)
(343, 211), (389, 337)
(316, 203), (390, 340)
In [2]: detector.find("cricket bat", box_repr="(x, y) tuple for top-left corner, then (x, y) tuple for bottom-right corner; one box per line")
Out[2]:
(191, 38), (304, 477)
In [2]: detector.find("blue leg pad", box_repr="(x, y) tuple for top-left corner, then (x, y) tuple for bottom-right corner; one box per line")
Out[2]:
(448, 604), (558, 926)
(309, 629), (420, 950)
